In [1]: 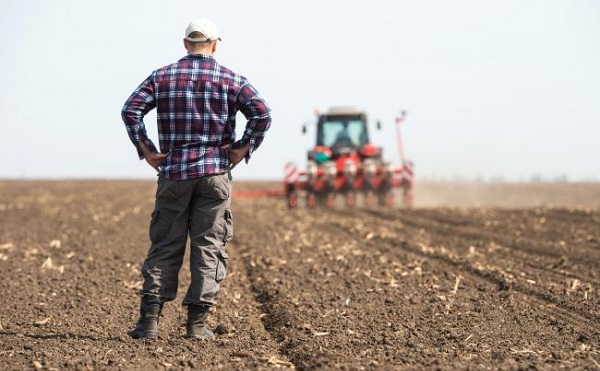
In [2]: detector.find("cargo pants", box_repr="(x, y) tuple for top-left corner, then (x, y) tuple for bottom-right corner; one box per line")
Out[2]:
(140, 172), (232, 307)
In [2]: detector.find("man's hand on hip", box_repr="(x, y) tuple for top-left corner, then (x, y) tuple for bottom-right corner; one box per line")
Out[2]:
(224, 144), (250, 169)
(140, 142), (167, 173)
(144, 152), (167, 172)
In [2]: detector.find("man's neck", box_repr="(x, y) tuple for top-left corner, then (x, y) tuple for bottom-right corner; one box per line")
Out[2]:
(188, 50), (213, 56)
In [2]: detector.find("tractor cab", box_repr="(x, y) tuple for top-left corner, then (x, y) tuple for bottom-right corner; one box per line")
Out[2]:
(317, 111), (368, 157)
(308, 108), (381, 162)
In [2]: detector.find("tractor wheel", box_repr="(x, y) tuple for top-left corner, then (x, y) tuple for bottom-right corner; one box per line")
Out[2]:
(378, 190), (394, 207)
(307, 193), (317, 208)
(366, 192), (376, 207)
(403, 188), (413, 208)
(385, 191), (395, 206)
(346, 192), (356, 207)
(287, 193), (298, 209)
(326, 193), (336, 208)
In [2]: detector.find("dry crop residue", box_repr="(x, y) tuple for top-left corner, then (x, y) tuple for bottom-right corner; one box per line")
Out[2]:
(0, 181), (598, 370)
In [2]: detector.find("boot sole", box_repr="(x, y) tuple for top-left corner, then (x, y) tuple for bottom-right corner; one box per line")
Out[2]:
(128, 330), (158, 339)
(185, 334), (214, 340)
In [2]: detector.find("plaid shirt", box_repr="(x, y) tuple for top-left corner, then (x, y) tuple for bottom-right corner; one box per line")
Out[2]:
(122, 54), (271, 180)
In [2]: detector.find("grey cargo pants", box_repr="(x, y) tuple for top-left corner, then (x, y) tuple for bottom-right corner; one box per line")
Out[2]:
(140, 173), (232, 307)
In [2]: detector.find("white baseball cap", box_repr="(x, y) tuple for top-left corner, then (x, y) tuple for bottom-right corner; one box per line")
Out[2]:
(185, 18), (221, 42)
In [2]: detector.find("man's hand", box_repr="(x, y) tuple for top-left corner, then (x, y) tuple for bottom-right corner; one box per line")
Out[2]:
(144, 152), (167, 172)
(223, 143), (250, 170)
(139, 142), (167, 172)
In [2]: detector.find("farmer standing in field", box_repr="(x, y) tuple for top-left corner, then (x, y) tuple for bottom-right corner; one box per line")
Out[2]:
(121, 18), (271, 339)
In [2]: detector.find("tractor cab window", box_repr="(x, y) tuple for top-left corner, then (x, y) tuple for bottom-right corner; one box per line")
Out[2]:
(320, 119), (368, 149)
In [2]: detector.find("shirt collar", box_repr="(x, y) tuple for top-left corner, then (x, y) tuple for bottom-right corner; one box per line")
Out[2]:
(181, 54), (215, 61)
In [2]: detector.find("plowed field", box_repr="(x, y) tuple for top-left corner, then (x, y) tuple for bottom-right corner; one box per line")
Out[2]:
(1, 181), (599, 370)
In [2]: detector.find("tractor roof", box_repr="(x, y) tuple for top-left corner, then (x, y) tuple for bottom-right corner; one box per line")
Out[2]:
(325, 107), (365, 116)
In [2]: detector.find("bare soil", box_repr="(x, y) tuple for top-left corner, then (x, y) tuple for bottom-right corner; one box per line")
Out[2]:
(0, 180), (599, 370)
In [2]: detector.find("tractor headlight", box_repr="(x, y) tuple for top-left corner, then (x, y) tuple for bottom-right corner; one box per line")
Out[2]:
(364, 159), (377, 176)
(306, 161), (318, 180)
(324, 161), (337, 177)
(344, 159), (357, 177)
(384, 162), (394, 175)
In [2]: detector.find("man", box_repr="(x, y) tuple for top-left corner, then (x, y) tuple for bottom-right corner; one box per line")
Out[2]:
(121, 18), (271, 339)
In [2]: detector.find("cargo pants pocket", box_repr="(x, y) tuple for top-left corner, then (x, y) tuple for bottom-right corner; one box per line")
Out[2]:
(224, 209), (233, 243)
(149, 210), (170, 243)
(149, 178), (177, 243)
(215, 249), (229, 283)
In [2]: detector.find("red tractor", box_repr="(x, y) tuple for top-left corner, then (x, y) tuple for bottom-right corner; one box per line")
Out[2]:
(285, 108), (414, 208)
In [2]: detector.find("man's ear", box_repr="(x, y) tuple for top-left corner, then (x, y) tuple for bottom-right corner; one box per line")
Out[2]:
(183, 39), (189, 51)
(212, 41), (217, 54)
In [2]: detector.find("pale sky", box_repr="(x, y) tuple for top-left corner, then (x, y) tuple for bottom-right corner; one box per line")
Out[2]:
(1, 0), (598, 181)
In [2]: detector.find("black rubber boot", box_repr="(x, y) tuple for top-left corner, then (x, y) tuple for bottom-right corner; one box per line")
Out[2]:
(127, 297), (162, 339)
(185, 305), (214, 339)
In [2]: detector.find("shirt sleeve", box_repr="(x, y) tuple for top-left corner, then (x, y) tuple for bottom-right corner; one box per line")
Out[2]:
(234, 81), (272, 162)
(121, 73), (159, 159)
